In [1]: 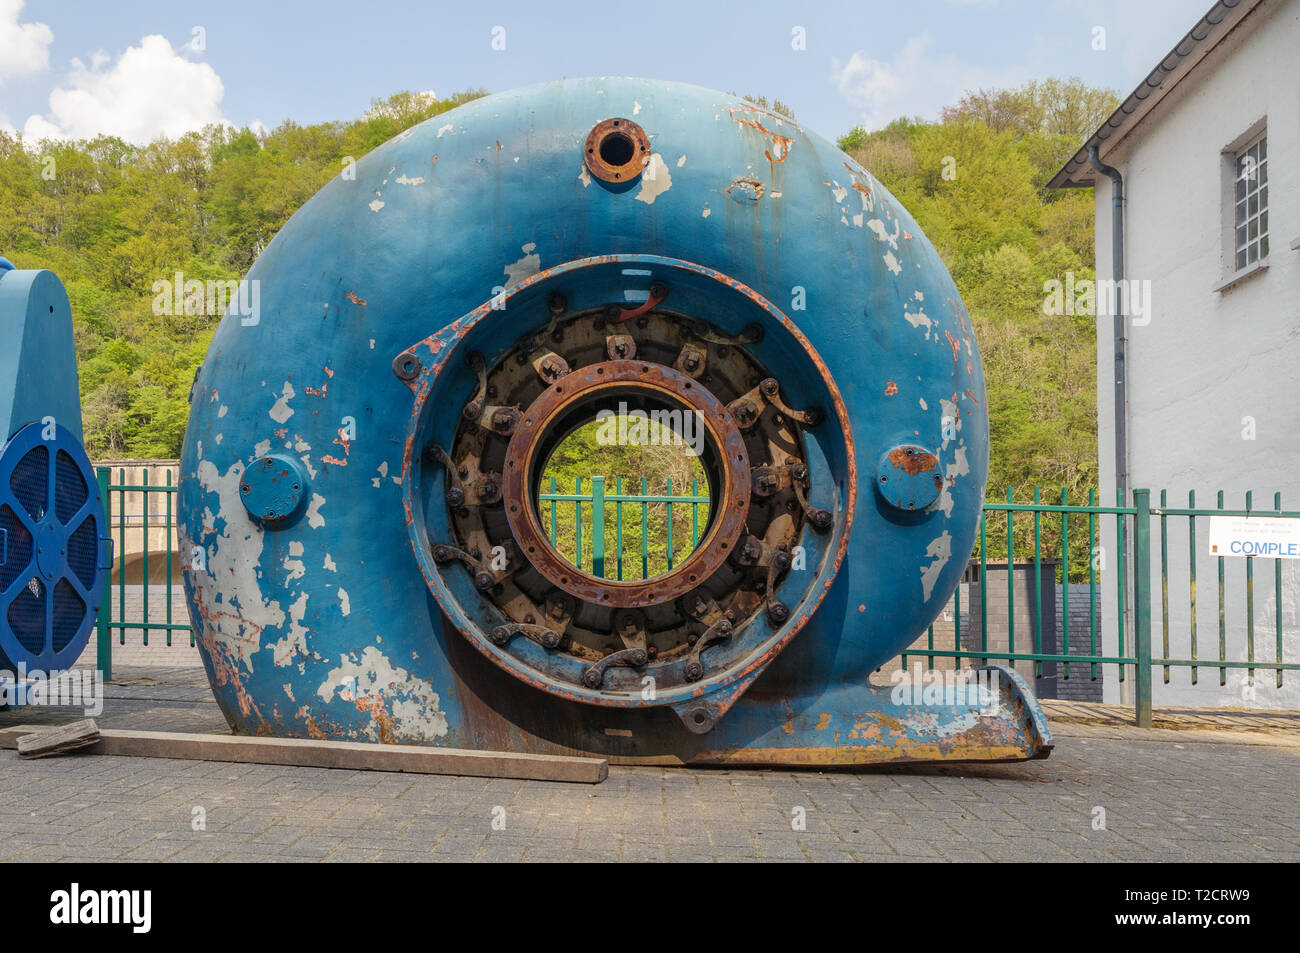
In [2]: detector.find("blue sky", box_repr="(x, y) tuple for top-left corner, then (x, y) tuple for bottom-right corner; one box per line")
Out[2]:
(1, 0), (1212, 143)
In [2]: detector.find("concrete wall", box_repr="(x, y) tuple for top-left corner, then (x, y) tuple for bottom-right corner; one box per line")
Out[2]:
(1092, 0), (1300, 707)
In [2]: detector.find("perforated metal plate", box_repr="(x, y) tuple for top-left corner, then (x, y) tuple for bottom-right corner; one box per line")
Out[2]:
(0, 422), (108, 671)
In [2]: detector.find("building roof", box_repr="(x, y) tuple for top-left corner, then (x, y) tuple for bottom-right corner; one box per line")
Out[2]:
(1047, 0), (1267, 189)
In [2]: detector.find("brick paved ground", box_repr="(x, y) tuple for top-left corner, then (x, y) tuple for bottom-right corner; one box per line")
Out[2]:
(0, 667), (1295, 862)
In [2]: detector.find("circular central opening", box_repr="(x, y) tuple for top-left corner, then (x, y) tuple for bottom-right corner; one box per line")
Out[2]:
(535, 399), (717, 581)
(598, 132), (636, 168)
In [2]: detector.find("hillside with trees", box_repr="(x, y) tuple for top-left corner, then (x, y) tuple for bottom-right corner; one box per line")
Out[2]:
(0, 78), (1113, 565)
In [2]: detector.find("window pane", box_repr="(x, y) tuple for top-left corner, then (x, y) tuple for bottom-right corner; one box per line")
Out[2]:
(1260, 185), (1268, 211)
(1259, 160), (1267, 186)
(1259, 137), (1267, 161)
(1248, 194), (1258, 216)
(1248, 242), (1258, 264)
(1237, 223), (1248, 247)
(1236, 201), (1247, 225)
(1237, 248), (1247, 270)
(1260, 210), (1268, 237)
(1248, 218), (1258, 241)
(1260, 235), (1269, 258)
(1235, 176), (1247, 200)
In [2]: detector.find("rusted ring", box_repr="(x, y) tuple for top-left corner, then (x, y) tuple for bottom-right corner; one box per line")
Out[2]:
(584, 118), (651, 184)
(502, 360), (750, 609)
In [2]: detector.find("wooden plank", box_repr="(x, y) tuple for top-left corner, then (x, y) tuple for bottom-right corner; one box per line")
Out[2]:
(0, 726), (606, 783)
(16, 720), (101, 759)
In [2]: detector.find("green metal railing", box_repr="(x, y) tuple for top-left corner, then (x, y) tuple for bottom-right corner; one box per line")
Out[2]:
(538, 475), (709, 579)
(900, 487), (1297, 727)
(94, 466), (192, 681)
(90, 469), (1294, 727)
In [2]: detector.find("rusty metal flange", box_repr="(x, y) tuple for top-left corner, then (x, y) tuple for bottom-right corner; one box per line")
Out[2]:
(501, 360), (750, 609)
(583, 117), (651, 184)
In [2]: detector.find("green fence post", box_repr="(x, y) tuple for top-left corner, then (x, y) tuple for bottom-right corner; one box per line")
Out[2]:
(95, 467), (112, 683)
(591, 476), (605, 579)
(1133, 488), (1153, 727)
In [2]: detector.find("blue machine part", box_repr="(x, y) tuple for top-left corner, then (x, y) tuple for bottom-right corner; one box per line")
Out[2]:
(0, 263), (110, 676)
(178, 78), (1051, 765)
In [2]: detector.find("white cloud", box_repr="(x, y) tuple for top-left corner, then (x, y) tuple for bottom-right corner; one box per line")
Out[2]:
(0, 0), (52, 82)
(23, 33), (227, 143)
(831, 34), (1027, 131)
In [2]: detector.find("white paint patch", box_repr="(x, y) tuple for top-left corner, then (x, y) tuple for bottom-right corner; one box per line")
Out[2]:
(701, 207), (711, 218)
(218, 404), (228, 419)
(317, 646), (449, 742)
(338, 587), (351, 617)
(294, 437), (310, 453)
(395, 174), (424, 186)
(269, 382), (295, 424)
(828, 181), (847, 204)
(633, 100), (642, 115)
(920, 531), (953, 601)
(578, 165), (592, 188)
(919, 397), (928, 410)
(436, 123), (453, 137)
(883, 251), (902, 275)
(635, 154), (672, 204)
(214, 433), (223, 445)
(283, 541), (305, 581)
(676, 154), (686, 167)
(903, 302), (932, 339)
(268, 591), (310, 667)
(867, 217), (900, 249)
(323, 553), (337, 572)
(368, 199), (385, 212)
(254, 439), (271, 457)
(193, 459), (284, 672)
(306, 493), (326, 529)
(503, 242), (540, 286)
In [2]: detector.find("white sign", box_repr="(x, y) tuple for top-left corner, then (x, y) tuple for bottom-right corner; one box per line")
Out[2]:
(1207, 515), (1300, 559)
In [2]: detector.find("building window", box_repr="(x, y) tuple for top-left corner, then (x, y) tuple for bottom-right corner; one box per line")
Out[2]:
(1233, 134), (1268, 270)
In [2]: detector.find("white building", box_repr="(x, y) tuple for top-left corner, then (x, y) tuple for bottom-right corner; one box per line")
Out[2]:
(1048, 0), (1299, 707)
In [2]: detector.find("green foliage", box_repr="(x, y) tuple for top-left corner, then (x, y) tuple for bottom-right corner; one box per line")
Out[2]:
(0, 89), (486, 458)
(839, 77), (1119, 579)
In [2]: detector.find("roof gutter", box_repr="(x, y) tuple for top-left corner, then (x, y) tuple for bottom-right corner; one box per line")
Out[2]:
(1047, 0), (1261, 190)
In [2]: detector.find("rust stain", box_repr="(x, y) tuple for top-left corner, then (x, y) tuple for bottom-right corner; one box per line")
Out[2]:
(944, 329), (960, 362)
(346, 290), (367, 306)
(884, 380), (898, 396)
(888, 447), (938, 475)
(815, 713), (832, 731)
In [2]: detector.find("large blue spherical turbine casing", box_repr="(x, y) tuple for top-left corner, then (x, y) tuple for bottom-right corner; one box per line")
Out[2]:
(178, 78), (1012, 765)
